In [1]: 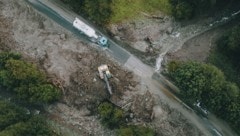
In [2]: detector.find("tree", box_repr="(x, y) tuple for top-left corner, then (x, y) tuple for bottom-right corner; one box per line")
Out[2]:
(169, 62), (208, 103)
(0, 100), (28, 130)
(173, 2), (193, 19)
(0, 100), (55, 136)
(98, 102), (124, 129)
(117, 125), (155, 136)
(168, 61), (228, 107)
(0, 52), (21, 68)
(218, 25), (240, 67)
(15, 84), (61, 104)
(83, 0), (112, 25)
(0, 122), (28, 136)
(5, 59), (45, 87)
(117, 127), (134, 136)
(0, 52), (61, 104)
(168, 60), (240, 132)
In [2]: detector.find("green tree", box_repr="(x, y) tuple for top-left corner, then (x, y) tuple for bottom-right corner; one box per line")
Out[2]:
(0, 52), (61, 104)
(117, 125), (155, 136)
(83, 0), (112, 25)
(15, 84), (61, 104)
(98, 102), (123, 128)
(0, 122), (28, 136)
(0, 101), (28, 130)
(218, 25), (240, 66)
(168, 61), (227, 108)
(0, 100), (55, 136)
(170, 62), (207, 103)
(5, 59), (45, 87)
(0, 52), (21, 68)
(168, 60), (240, 132)
(173, 2), (193, 19)
(117, 127), (134, 136)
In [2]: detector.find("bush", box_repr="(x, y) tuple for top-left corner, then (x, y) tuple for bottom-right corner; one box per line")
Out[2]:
(98, 102), (124, 129)
(207, 25), (240, 132)
(0, 100), (28, 130)
(0, 100), (55, 136)
(167, 60), (240, 132)
(0, 52), (61, 105)
(117, 125), (155, 136)
(173, 2), (193, 20)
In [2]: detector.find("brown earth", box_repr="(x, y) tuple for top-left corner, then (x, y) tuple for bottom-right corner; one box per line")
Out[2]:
(165, 17), (240, 63)
(0, 0), (208, 135)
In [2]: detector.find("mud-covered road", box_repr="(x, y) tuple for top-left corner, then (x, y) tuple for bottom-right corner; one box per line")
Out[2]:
(0, 0), (238, 135)
(28, 0), (236, 135)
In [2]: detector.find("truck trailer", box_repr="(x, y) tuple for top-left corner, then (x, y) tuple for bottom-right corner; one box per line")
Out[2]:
(73, 17), (108, 47)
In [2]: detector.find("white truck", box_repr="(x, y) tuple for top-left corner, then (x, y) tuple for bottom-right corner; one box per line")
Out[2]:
(73, 17), (108, 47)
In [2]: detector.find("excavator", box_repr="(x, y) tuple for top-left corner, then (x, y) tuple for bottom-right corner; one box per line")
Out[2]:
(98, 64), (112, 95)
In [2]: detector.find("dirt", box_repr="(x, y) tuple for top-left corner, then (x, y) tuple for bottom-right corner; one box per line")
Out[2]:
(152, 96), (204, 136)
(108, 9), (240, 71)
(165, 28), (223, 62)
(165, 16), (240, 63)
(107, 13), (213, 68)
(0, 0), (215, 135)
(106, 3), (240, 136)
(108, 15), (173, 53)
(0, 0), (137, 135)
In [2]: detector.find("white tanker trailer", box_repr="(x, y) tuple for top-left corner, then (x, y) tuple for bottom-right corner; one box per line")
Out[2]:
(73, 17), (108, 47)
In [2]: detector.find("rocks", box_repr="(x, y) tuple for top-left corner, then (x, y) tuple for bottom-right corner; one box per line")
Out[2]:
(59, 33), (66, 40)
(166, 27), (173, 35)
(130, 90), (154, 121)
(114, 36), (121, 41)
(144, 36), (154, 45)
(133, 41), (149, 52)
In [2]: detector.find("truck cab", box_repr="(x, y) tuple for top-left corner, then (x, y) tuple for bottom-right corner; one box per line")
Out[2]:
(98, 36), (108, 47)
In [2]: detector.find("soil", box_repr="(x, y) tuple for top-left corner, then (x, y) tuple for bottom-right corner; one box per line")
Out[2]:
(106, 2), (240, 136)
(0, 0), (224, 135)
(0, 0), (137, 135)
(165, 17), (240, 63)
(108, 8), (240, 71)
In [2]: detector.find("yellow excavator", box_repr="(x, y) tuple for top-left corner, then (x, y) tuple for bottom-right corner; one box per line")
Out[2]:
(98, 64), (112, 95)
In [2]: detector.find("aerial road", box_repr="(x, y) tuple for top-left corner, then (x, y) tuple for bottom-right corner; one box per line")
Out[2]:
(26, 0), (238, 135)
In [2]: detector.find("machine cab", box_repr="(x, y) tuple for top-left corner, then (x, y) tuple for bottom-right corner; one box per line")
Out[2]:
(98, 36), (108, 47)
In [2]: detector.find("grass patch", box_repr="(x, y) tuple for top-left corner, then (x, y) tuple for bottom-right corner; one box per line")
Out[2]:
(110, 0), (172, 23)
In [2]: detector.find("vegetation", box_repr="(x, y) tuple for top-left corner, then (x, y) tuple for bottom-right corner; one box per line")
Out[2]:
(117, 125), (155, 136)
(0, 52), (61, 104)
(207, 24), (240, 133)
(0, 100), (56, 136)
(62, 0), (239, 25)
(167, 26), (240, 133)
(167, 60), (240, 133)
(0, 52), (60, 135)
(97, 102), (124, 129)
(61, 0), (172, 24)
(61, 0), (113, 25)
(209, 25), (240, 84)
(97, 101), (155, 135)
(109, 0), (172, 22)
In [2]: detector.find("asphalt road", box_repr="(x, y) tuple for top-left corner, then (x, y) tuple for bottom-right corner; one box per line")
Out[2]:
(26, 0), (238, 135)
(27, 0), (130, 64)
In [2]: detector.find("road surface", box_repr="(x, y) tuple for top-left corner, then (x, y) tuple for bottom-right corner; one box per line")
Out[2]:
(26, 0), (238, 135)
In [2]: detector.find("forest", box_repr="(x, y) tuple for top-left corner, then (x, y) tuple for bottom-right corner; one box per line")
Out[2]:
(167, 25), (240, 133)
(0, 52), (61, 135)
(0, 100), (56, 136)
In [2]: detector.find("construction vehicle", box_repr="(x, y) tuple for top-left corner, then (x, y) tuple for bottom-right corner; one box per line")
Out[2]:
(73, 17), (108, 47)
(98, 64), (112, 95)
